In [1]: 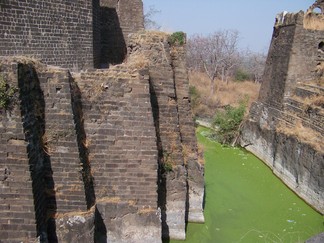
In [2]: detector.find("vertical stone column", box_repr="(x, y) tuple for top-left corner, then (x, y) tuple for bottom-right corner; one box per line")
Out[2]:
(170, 44), (205, 223)
(149, 64), (188, 240)
(0, 62), (39, 241)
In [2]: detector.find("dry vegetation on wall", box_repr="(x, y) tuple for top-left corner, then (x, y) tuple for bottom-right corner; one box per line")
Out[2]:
(189, 71), (261, 117)
(277, 120), (324, 151)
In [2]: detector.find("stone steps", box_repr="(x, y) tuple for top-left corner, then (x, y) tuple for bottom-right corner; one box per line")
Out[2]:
(294, 83), (324, 98)
(284, 93), (324, 134)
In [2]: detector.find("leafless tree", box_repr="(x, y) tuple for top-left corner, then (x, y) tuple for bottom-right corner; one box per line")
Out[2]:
(248, 52), (266, 83)
(144, 5), (161, 30)
(220, 30), (240, 84)
(239, 49), (266, 83)
(187, 30), (240, 96)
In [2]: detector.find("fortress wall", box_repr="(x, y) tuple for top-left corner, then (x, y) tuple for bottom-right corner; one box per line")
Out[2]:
(99, 0), (144, 66)
(0, 30), (203, 240)
(0, 63), (38, 241)
(127, 32), (205, 240)
(287, 22), (324, 87)
(100, 0), (144, 42)
(240, 11), (324, 214)
(0, 0), (95, 70)
(76, 66), (161, 242)
(258, 17), (298, 109)
(170, 44), (205, 223)
(0, 59), (94, 242)
(130, 33), (188, 240)
(0, 1), (200, 241)
(77, 67), (158, 208)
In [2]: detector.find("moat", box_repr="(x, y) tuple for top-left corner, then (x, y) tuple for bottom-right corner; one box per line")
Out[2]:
(171, 127), (323, 243)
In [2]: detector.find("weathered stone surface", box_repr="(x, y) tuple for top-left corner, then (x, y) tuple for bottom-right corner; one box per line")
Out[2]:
(96, 201), (161, 243)
(128, 31), (205, 239)
(306, 232), (324, 243)
(55, 211), (95, 243)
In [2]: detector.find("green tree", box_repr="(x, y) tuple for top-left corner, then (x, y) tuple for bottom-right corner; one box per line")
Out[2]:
(211, 98), (247, 145)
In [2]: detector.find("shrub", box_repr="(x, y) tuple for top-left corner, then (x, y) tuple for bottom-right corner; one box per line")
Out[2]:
(234, 69), (250, 82)
(211, 98), (247, 144)
(169, 31), (186, 45)
(0, 74), (17, 110)
(189, 85), (200, 111)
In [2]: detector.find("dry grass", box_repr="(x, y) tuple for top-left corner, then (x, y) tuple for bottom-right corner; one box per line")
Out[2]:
(197, 143), (205, 165)
(311, 95), (324, 107)
(277, 120), (324, 151)
(138, 207), (156, 215)
(54, 206), (95, 220)
(292, 94), (324, 109)
(97, 196), (122, 204)
(189, 71), (261, 117)
(181, 144), (197, 165)
(126, 52), (150, 69)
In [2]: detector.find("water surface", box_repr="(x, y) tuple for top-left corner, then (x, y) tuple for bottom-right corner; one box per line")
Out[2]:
(172, 127), (323, 243)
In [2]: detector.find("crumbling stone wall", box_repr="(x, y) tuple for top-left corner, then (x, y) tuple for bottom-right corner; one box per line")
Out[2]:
(74, 65), (161, 242)
(0, 30), (204, 241)
(0, 58), (95, 242)
(170, 43), (205, 224)
(0, 62), (38, 241)
(128, 32), (205, 240)
(240, 6), (324, 214)
(0, 1), (204, 240)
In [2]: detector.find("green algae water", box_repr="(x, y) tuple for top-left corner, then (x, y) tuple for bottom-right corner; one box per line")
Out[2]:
(172, 127), (323, 243)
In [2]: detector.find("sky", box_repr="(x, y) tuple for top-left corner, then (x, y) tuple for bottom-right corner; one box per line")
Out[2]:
(142, 0), (315, 53)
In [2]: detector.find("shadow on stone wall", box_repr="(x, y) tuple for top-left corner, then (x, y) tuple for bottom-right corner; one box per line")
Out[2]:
(100, 7), (127, 68)
(94, 206), (107, 242)
(92, 0), (101, 69)
(69, 75), (108, 242)
(69, 75), (96, 209)
(18, 64), (57, 241)
(149, 80), (170, 241)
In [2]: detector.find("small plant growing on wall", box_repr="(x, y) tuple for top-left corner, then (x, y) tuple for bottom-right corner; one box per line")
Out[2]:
(169, 31), (186, 45)
(162, 150), (174, 172)
(0, 74), (17, 111)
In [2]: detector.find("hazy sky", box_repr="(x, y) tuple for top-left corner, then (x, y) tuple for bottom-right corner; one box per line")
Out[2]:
(142, 0), (315, 52)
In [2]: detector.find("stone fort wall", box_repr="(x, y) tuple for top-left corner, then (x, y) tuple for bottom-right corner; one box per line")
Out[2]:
(240, 4), (324, 214)
(0, 0), (144, 70)
(0, 31), (205, 241)
(0, 1), (204, 241)
(0, 0), (95, 70)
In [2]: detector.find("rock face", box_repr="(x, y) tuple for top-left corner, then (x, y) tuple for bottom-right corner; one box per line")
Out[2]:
(240, 3), (324, 214)
(306, 232), (324, 243)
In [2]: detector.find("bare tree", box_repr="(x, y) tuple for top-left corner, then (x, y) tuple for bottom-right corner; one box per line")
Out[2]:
(239, 49), (266, 83)
(220, 30), (240, 84)
(144, 5), (161, 30)
(247, 51), (266, 83)
(187, 30), (240, 96)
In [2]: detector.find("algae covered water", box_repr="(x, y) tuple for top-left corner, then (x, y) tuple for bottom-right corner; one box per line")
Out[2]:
(172, 127), (323, 243)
